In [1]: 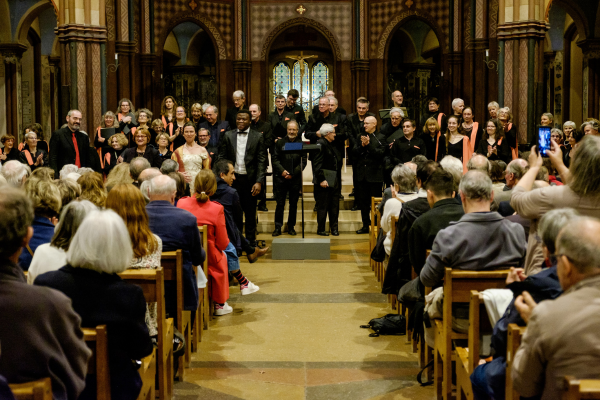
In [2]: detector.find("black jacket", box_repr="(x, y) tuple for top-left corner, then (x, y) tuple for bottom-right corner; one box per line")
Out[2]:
(218, 129), (267, 184)
(423, 132), (446, 162)
(312, 138), (342, 186)
(49, 127), (91, 176)
(121, 146), (163, 169)
(272, 136), (307, 180)
(408, 198), (464, 275)
(212, 178), (244, 251)
(304, 112), (345, 144)
(390, 135), (427, 164)
(345, 112), (376, 138)
(352, 131), (386, 183)
(35, 265), (153, 400)
(250, 119), (273, 154)
(267, 110), (296, 149)
(1, 147), (20, 164)
(19, 149), (48, 172)
(380, 122), (404, 144)
(284, 104), (307, 127)
(312, 104), (346, 116)
(199, 120), (230, 149)
(476, 136), (511, 163)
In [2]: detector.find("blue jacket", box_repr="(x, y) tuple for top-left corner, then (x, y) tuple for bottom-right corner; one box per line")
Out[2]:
(198, 120), (230, 150)
(146, 201), (205, 312)
(211, 178), (243, 251)
(18, 215), (55, 271)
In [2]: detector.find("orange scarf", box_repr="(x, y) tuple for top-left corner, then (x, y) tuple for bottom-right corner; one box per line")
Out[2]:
(462, 137), (474, 174)
(507, 123), (518, 160)
(23, 150), (34, 166)
(469, 122), (479, 153)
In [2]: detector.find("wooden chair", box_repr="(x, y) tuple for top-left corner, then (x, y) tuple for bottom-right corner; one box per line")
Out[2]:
(505, 323), (526, 400)
(389, 215), (398, 310)
(563, 377), (600, 400)
(191, 225), (209, 352)
(416, 249), (434, 370)
(9, 378), (52, 400)
(82, 325), (111, 400)
(432, 268), (509, 400)
(161, 250), (191, 381)
(375, 208), (384, 283)
(369, 197), (382, 274)
(119, 268), (174, 400)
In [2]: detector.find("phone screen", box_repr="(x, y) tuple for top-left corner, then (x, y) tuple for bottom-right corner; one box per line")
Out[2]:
(538, 126), (552, 157)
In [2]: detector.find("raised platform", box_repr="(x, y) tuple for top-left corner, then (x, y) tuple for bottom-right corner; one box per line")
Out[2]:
(271, 238), (331, 260)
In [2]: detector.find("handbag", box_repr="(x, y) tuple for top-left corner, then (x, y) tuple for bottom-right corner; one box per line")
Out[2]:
(370, 228), (386, 262)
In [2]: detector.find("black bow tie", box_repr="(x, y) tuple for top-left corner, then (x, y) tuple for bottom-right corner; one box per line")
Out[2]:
(237, 130), (248, 134)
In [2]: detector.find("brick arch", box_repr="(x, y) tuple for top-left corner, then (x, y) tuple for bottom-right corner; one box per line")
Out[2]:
(377, 8), (447, 60)
(157, 13), (227, 60)
(260, 17), (342, 62)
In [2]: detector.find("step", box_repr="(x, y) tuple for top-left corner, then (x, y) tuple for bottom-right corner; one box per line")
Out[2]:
(261, 194), (356, 210)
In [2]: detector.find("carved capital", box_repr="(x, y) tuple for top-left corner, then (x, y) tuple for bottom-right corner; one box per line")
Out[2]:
(350, 59), (370, 71)
(577, 39), (600, 60)
(497, 21), (549, 40)
(232, 60), (252, 71)
(140, 53), (157, 66)
(56, 24), (107, 43)
(0, 43), (28, 62)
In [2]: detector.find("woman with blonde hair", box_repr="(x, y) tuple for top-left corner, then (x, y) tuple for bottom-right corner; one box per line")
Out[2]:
(106, 183), (162, 336)
(102, 133), (129, 175)
(190, 102), (206, 126)
(422, 116), (446, 162)
(94, 111), (120, 168)
(105, 162), (134, 192)
(77, 172), (107, 208)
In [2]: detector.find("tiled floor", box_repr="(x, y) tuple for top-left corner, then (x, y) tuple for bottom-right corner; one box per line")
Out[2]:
(175, 234), (435, 399)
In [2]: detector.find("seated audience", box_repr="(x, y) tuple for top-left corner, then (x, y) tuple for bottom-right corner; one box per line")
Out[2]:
(467, 154), (492, 175)
(138, 168), (162, 202)
(512, 216), (600, 400)
(1, 135), (20, 164)
(105, 162), (133, 191)
(492, 158), (528, 211)
(409, 169), (464, 274)
(30, 166), (55, 181)
(420, 170), (526, 287)
(59, 164), (79, 179)
(35, 210), (153, 400)
(167, 171), (187, 204)
(18, 179), (62, 270)
(77, 172), (107, 208)
(470, 208), (577, 400)
(28, 200), (96, 284)
(0, 187), (90, 400)
(129, 157), (151, 187)
(439, 155), (464, 193)
(1, 160), (30, 187)
(160, 159), (179, 175)
(56, 179), (82, 211)
(511, 136), (600, 275)
(146, 175), (204, 317)
(19, 130), (48, 171)
(489, 160), (507, 189)
(120, 129), (162, 168)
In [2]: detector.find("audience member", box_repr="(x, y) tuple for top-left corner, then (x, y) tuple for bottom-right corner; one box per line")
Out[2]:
(489, 160), (506, 189)
(467, 154), (492, 175)
(35, 210), (153, 400)
(160, 159), (179, 175)
(167, 171), (187, 203)
(420, 171), (526, 287)
(77, 172), (107, 208)
(512, 217), (600, 400)
(28, 200), (96, 284)
(439, 155), (464, 192)
(60, 164), (79, 179)
(105, 162), (134, 191)
(1, 160), (30, 187)
(0, 187), (90, 400)
(492, 158), (528, 211)
(129, 156), (151, 186)
(30, 166), (55, 181)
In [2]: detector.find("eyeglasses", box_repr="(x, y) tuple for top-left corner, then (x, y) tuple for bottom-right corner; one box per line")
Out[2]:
(135, 135), (147, 139)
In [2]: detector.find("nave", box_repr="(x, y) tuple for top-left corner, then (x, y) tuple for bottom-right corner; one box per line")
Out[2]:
(174, 234), (432, 400)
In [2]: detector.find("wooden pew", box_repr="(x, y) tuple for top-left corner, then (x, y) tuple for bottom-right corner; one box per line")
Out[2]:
(9, 378), (52, 400)
(369, 197), (382, 275)
(417, 249), (434, 372)
(563, 376), (600, 400)
(161, 250), (191, 381)
(191, 225), (209, 352)
(389, 215), (398, 310)
(82, 325), (110, 400)
(375, 208), (384, 284)
(119, 268), (174, 400)
(432, 268), (509, 400)
(506, 323), (526, 400)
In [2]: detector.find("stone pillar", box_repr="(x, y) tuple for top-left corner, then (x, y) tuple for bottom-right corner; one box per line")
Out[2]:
(578, 39), (600, 120)
(351, 60), (369, 103)
(0, 43), (27, 137)
(447, 52), (464, 106)
(233, 60), (252, 100)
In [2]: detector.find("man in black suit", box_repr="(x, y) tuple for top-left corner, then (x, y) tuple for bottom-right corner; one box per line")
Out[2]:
(346, 97), (376, 203)
(312, 123), (343, 236)
(284, 89), (307, 128)
(197, 128), (217, 160)
(218, 110), (267, 245)
(49, 109), (90, 176)
(311, 90), (347, 116)
(250, 103), (272, 212)
(353, 116), (386, 234)
(199, 105), (230, 152)
(267, 96), (296, 153)
(271, 120), (307, 236)
(304, 97), (345, 146)
(225, 90), (248, 129)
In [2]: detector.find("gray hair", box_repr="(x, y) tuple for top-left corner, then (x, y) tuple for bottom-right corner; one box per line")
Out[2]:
(201, 103), (212, 113)
(467, 154), (492, 175)
(60, 164), (79, 179)
(542, 112), (554, 121)
(556, 217), (600, 274)
(439, 155), (463, 190)
(452, 98), (464, 108)
(391, 164), (417, 193)
(506, 158), (529, 180)
(320, 123), (335, 134)
(551, 128), (564, 140)
(206, 105), (218, 115)
(77, 167), (94, 175)
(580, 120), (599, 132)
(0, 186), (34, 258)
(149, 175), (176, 197)
(51, 200), (97, 251)
(287, 119), (299, 129)
(249, 104), (261, 112)
(160, 159), (179, 174)
(390, 107), (405, 118)
(67, 109), (82, 117)
(67, 209), (133, 274)
(459, 170), (493, 201)
(233, 90), (245, 99)
(538, 208), (580, 254)
(488, 101), (500, 109)
(569, 135), (600, 196)
(1, 160), (31, 187)
(24, 131), (38, 140)
(65, 172), (81, 182)
(130, 157), (151, 181)
(563, 121), (576, 131)
(328, 97), (338, 106)
(140, 180), (151, 203)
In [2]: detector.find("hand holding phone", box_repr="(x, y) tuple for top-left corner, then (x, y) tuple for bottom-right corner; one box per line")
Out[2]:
(537, 126), (552, 157)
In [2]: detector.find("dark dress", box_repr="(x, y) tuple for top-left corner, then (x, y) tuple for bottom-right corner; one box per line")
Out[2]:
(19, 149), (49, 172)
(1, 147), (21, 164)
(35, 266), (153, 400)
(476, 136), (511, 163)
(447, 138), (465, 161)
(158, 149), (173, 163)
(102, 147), (126, 175)
(120, 146), (163, 169)
(423, 132), (446, 162)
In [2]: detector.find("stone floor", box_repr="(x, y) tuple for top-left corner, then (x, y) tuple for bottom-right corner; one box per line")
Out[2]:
(174, 233), (435, 400)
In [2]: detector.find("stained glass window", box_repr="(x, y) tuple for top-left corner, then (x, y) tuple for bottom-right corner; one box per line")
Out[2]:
(292, 61), (311, 112)
(273, 62), (290, 108)
(311, 61), (329, 108)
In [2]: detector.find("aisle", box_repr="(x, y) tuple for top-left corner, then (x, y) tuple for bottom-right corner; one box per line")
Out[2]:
(174, 234), (434, 399)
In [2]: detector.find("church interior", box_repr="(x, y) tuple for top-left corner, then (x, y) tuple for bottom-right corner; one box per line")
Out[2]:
(2, 0), (600, 399)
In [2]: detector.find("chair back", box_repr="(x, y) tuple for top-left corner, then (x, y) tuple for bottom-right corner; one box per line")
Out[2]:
(82, 325), (111, 400)
(192, 225), (209, 351)
(8, 378), (52, 400)
(562, 376), (600, 400)
(506, 323), (527, 400)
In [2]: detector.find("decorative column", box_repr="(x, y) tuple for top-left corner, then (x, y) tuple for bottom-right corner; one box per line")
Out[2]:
(447, 0), (463, 107)
(233, 61), (252, 99)
(0, 44), (27, 137)
(351, 0), (369, 102)
(578, 39), (600, 120)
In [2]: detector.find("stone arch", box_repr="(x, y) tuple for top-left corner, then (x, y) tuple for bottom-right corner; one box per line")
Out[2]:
(0, 0), (11, 42)
(546, 0), (589, 41)
(157, 13), (227, 60)
(378, 9), (447, 59)
(15, 0), (54, 44)
(260, 17), (342, 61)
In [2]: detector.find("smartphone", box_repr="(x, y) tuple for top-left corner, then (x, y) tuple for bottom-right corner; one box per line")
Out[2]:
(537, 126), (552, 157)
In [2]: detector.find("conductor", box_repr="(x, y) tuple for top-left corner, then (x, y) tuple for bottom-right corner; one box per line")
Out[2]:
(312, 123), (342, 237)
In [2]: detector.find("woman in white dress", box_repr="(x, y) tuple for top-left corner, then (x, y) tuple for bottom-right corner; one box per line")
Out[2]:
(171, 122), (210, 194)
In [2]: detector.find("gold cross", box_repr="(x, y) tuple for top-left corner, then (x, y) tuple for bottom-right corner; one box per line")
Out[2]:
(189, 0), (198, 11)
(405, 0), (414, 8)
(296, 4), (307, 15)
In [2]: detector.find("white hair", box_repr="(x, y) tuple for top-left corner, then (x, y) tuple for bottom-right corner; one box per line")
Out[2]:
(389, 107), (405, 117)
(149, 175), (176, 197)
(320, 123), (335, 134)
(1, 160), (31, 187)
(140, 180), (151, 203)
(232, 90), (245, 99)
(440, 155), (464, 188)
(563, 121), (576, 130)
(488, 101), (499, 108)
(459, 170), (493, 200)
(206, 105), (218, 115)
(328, 97), (338, 106)
(452, 98), (464, 108)
(67, 209), (133, 274)
(77, 167), (94, 175)
(60, 164), (79, 179)
(24, 131), (38, 140)
(65, 172), (82, 182)
(201, 103), (211, 113)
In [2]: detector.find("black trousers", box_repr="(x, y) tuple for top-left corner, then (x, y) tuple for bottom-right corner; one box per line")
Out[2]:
(314, 182), (341, 232)
(274, 176), (301, 229)
(233, 173), (258, 242)
(354, 180), (383, 227)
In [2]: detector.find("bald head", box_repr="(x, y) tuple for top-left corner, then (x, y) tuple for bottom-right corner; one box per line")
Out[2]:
(148, 175), (177, 203)
(506, 158), (529, 187)
(138, 168), (161, 183)
(467, 154), (491, 176)
(364, 116), (377, 133)
(556, 217), (600, 289)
